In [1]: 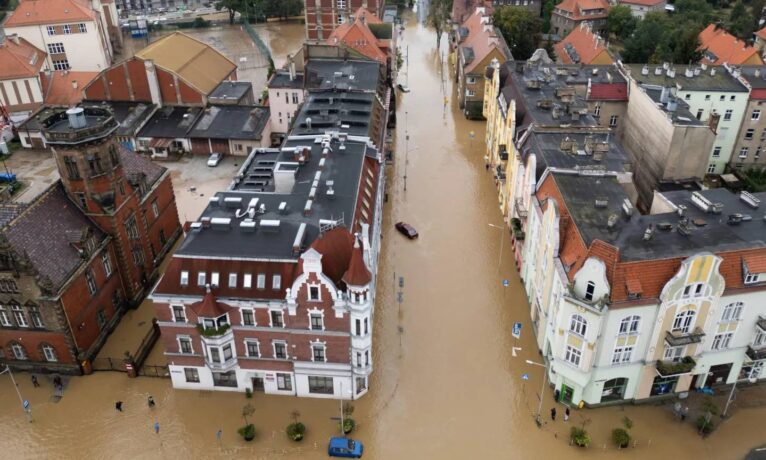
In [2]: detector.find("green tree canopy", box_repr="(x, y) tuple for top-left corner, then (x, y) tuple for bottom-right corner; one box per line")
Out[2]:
(428, 0), (451, 48)
(607, 5), (637, 41)
(493, 6), (542, 61)
(622, 10), (704, 63)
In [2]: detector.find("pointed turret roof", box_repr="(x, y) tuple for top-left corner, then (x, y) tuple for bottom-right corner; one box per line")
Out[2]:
(189, 285), (233, 318)
(342, 237), (371, 286)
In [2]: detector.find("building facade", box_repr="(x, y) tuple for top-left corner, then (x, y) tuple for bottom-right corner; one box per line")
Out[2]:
(550, 0), (609, 38)
(730, 66), (766, 170)
(617, 0), (666, 19)
(304, 0), (384, 41)
(0, 35), (46, 116)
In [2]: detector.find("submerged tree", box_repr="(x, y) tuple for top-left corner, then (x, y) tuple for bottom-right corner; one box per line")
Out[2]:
(428, 0), (451, 48)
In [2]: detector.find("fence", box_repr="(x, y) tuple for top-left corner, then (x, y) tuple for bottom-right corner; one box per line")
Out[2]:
(241, 20), (273, 63)
(139, 364), (169, 378)
(91, 357), (127, 372)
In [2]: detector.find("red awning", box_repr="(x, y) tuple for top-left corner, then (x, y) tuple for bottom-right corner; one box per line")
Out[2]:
(149, 138), (172, 148)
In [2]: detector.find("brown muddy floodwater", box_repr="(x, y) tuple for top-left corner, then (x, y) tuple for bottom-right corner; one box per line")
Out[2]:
(2, 8), (766, 460)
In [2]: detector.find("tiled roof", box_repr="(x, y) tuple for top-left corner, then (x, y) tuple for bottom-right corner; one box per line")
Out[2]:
(118, 146), (165, 189)
(757, 26), (766, 41)
(190, 287), (234, 318)
(40, 71), (98, 106)
(744, 254), (766, 273)
(2, 183), (104, 292)
(699, 24), (763, 66)
(0, 36), (45, 80)
(554, 25), (613, 65)
(619, 0), (664, 6)
(327, 18), (387, 63)
(342, 238), (371, 286)
(310, 227), (354, 286)
(352, 7), (383, 24)
(554, 0), (609, 20)
(458, 10), (512, 74)
(4, 0), (95, 27)
(588, 83), (628, 101)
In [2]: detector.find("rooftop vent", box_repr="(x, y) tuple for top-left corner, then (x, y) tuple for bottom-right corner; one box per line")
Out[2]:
(259, 219), (281, 230)
(691, 191), (712, 212)
(728, 213), (743, 225)
(210, 217), (231, 229)
(657, 222), (673, 231)
(239, 220), (256, 232)
(622, 198), (634, 217)
(685, 68), (693, 78)
(66, 107), (86, 129)
(223, 196), (242, 208)
(190, 222), (203, 231)
(654, 66), (662, 75)
(304, 199), (313, 216)
(278, 202), (288, 214)
(607, 213), (618, 229)
(293, 222), (307, 255)
(595, 198), (609, 208)
(677, 204), (687, 217)
(209, 196), (221, 206)
(711, 202), (724, 214)
(326, 180), (335, 199)
(560, 137), (577, 154)
(200, 217), (212, 228)
(677, 219), (691, 236)
(740, 191), (761, 209)
(643, 224), (654, 241)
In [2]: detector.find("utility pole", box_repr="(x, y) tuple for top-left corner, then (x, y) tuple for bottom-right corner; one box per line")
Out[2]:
(526, 359), (547, 427)
(404, 111), (408, 192)
(1, 366), (32, 422)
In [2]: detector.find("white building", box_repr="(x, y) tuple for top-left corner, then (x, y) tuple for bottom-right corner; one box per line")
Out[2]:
(267, 61), (305, 139)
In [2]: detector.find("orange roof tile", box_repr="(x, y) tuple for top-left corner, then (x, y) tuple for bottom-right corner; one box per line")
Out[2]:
(699, 24), (763, 66)
(619, 0), (664, 6)
(625, 274), (643, 295)
(342, 238), (371, 286)
(327, 20), (387, 63)
(352, 7), (382, 24)
(757, 26), (766, 41)
(0, 35), (45, 80)
(40, 70), (98, 106)
(554, 0), (609, 20)
(190, 287), (234, 318)
(458, 9), (510, 74)
(4, 0), (95, 27)
(744, 254), (766, 273)
(554, 25), (613, 65)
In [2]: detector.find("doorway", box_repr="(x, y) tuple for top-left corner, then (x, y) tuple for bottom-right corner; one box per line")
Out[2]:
(706, 363), (733, 387)
(601, 378), (628, 402)
(560, 384), (574, 403)
(252, 376), (265, 392)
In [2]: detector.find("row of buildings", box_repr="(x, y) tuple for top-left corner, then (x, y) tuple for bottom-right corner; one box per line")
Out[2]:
(482, 50), (766, 406)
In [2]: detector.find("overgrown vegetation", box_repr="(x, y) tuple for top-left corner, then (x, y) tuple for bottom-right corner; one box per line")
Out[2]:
(740, 168), (766, 192)
(428, 0), (451, 48)
(287, 410), (306, 442)
(195, 323), (231, 337)
(215, 0), (303, 25)
(493, 6), (543, 61)
(656, 356), (696, 376)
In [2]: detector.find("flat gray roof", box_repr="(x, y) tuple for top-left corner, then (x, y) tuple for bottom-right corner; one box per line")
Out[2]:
(625, 64), (748, 93)
(305, 59), (380, 92)
(292, 91), (374, 137)
(187, 105), (269, 141)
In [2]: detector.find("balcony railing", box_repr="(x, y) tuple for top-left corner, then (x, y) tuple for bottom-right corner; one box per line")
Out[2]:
(757, 316), (766, 333)
(196, 324), (231, 338)
(656, 356), (696, 376)
(664, 328), (705, 347)
(746, 345), (766, 361)
(515, 198), (528, 219)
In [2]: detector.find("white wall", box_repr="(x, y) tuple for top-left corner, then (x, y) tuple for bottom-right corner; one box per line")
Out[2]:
(6, 22), (110, 71)
(0, 77), (43, 106)
(268, 88), (304, 134)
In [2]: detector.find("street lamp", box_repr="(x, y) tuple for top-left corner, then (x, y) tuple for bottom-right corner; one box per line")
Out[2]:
(722, 376), (757, 417)
(468, 131), (476, 154)
(0, 365), (32, 422)
(488, 223), (505, 268)
(526, 359), (548, 428)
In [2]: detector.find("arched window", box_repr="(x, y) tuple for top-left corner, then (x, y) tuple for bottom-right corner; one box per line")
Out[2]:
(9, 341), (27, 360)
(721, 302), (744, 322)
(40, 343), (57, 362)
(672, 310), (696, 333)
(584, 281), (596, 301)
(570, 314), (588, 336)
(618, 315), (641, 334)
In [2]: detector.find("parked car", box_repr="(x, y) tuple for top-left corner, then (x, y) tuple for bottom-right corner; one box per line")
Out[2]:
(397, 83), (410, 93)
(207, 152), (222, 167)
(395, 222), (418, 239)
(328, 437), (363, 458)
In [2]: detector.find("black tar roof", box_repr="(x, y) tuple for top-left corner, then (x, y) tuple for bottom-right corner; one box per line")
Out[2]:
(187, 105), (270, 141)
(550, 172), (766, 261)
(625, 64), (748, 93)
(138, 106), (202, 139)
(291, 91), (374, 137)
(640, 85), (704, 126)
(305, 59), (380, 92)
(268, 71), (305, 89)
(209, 81), (253, 101)
(739, 65), (766, 90)
(109, 101), (157, 136)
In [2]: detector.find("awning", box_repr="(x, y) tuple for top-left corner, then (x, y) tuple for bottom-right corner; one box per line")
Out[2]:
(149, 138), (172, 148)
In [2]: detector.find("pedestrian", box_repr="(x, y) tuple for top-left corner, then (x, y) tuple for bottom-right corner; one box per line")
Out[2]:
(673, 401), (682, 420)
(550, 407), (557, 421)
(564, 407), (570, 422)
(115, 401), (123, 412)
(148, 395), (155, 408)
(154, 421), (160, 434)
(554, 389), (561, 402)
(681, 406), (689, 422)
(53, 375), (62, 390)
(31, 375), (39, 388)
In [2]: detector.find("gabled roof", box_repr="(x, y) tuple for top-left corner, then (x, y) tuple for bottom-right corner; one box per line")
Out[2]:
(554, 25), (613, 65)
(4, 0), (95, 27)
(744, 254), (766, 274)
(310, 227), (355, 286)
(619, 0), (664, 6)
(135, 32), (237, 95)
(699, 24), (763, 66)
(327, 18), (388, 63)
(352, 7), (382, 24)
(40, 71), (98, 106)
(554, 0), (609, 20)
(0, 36), (45, 80)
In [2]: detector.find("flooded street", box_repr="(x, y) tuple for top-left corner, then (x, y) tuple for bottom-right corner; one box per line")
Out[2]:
(2, 8), (766, 460)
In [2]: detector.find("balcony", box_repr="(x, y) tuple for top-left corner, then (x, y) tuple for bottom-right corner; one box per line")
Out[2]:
(495, 165), (506, 182)
(499, 145), (509, 161)
(664, 328), (705, 347)
(514, 198), (528, 219)
(656, 356), (696, 376)
(757, 316), (766, 333)
(746, 345), (766, 361)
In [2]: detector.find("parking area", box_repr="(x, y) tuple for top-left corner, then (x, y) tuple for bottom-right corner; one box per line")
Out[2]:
(4, 149), (59, 203)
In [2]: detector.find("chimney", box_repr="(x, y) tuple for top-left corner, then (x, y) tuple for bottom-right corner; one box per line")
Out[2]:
(9, 34), (20, 45)
(685, 67), (693, 78)
(288, 54), (296, 81)
(660, 86), (670, 103)
(654, 66), (662, 75)
(72, 80), (78, 90)
(306, 117), (312, 130)
(641, 65), (649, 75)
(709, 112), (721, 132)
(711, 67), (716, 76)
(756, 69), (762, 78)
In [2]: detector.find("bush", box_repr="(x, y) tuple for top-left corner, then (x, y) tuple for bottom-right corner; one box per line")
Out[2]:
(287, 422), (305, 441)
(696, 415), (715, 435)
(612, 428), (631, 448)
(570, 427), (591, 447)
(342, 418), (355, 434)
(238, 423), (255, 441)
(245, 388), (252, 398)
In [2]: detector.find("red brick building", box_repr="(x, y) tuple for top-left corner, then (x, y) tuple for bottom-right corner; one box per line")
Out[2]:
(304, 0), (384, 41)
(0, 105), (181, 374)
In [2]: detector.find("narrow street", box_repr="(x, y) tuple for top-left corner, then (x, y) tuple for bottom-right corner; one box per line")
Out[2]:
(2, 7), (766, 460)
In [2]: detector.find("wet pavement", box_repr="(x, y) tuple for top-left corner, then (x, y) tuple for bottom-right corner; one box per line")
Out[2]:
(2, 7), (766, 460)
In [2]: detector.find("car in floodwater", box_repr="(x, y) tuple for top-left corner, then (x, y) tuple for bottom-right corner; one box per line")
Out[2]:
(207, 152), (222, 167)
(395, 222), (418, 239)
(328, 437), (364, 458)
(397, 83), (410, 93)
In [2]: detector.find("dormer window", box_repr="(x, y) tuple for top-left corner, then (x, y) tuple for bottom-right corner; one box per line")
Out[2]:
(201, 313), (228, 330)
(584, 281), (595, 302)
(745, 272), (761, 284)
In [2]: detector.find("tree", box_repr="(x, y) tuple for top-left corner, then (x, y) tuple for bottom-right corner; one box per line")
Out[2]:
(428, 0), (451, 48)
(728, 1), (755, 38)
(607, 5), (637, 41)
(493, 6), (543, 61)
(541, 0), (556, 33)
(215, 0), (246, 24)
(263, 0), (303, 20)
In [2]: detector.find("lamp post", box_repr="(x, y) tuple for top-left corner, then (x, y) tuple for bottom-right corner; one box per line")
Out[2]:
(526, 359), (548, 428)
(468, 131), (475, 154)
(0, 365), (32, 422)
(488, 223), (505, 268)
(723, 376), (757, 417)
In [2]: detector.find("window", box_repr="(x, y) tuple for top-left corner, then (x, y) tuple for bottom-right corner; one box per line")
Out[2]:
(310, 313), (323, 330)
(172, 305), (186, 322)
(355, 319), (361, 336)
(721, 302), (743, 322)
(85, 269), (97, 296)
(222, 344), (233, 361)
(209, 347), (221, 363)
(696, 109), (704, 120)
(712, 146), (722, 157)
(466, 76), (476, 84)
(180, 271), (189, 286)
(746, 129), (755, 140)
(746, 273), (761, 284)
(277, 373), (292, 391)
(584, 281), (596, 302)
(0, 279), (17, 293)
(720, 95), (726, 101)
(273, 341), (287, 359)
(78, 23), (87, 33)
(672, 310), (696, 333)
(682, 283), (704, 298)
(270, 310), (284, 328)
(730, 95), (736, 101)
(312, 344), (326, 362)
(47, 42), (65, 54)
(292, 92), (299, 104)
(0, 307), (10, 327)
(211, 272), (220, 288)
(308, 376), (334, 394)
(364, 317), (369, 334)
(684, 94), (691, 100)
(11, 342), (27, 360)
(124, 216), (139, 240)
(53, 59), (69, 71)
(11, 305), (27, 328)
(63, 24), (71, 34)
(755, 331), (766, 347)
(47, 25), (56, 35)
(309, 285), (320, 301)
(569, 314), (587, 336)
(184, 368), (200, 383)
(151, 200), (159, 218)
(753, 109), (761, 121)
(179, 337), (193, 354)
(756, 147), (762, 159)
(708, 163), (717, 174)
(356, 351), (362, 367)
(197, 272), (206, 286)
(246, 340), (260, 357)
(101, 252), (112, 278)
(41, 344), (57, 362)
(64, 156), (80, 179)
(609, 115), (618, 127)
(618, 315), (640, 334)
(724, 109), (733, 121)
(256, 274), (266, 289)
(243, 274), (252, 288)
(704, 94), (711, 101)
(739, 147), (749, 159)
(612, 345), (633, 364)
(593, 105), (601, 117)
(285, 91), (289, 103)
(365, 350), (369, 365)
(228, 273), (237, 288)
(564, 345), (582, 366)
(712, 332), (733, 350)
(132, 247), (144, 267)
(29, 307), (44, 328)
(272, 275), (281, 291)
(664, 345), (684, 361)
(96, 309), (106, 329)
(242, 309), (254, 326)
(465, 90), (475, 97)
